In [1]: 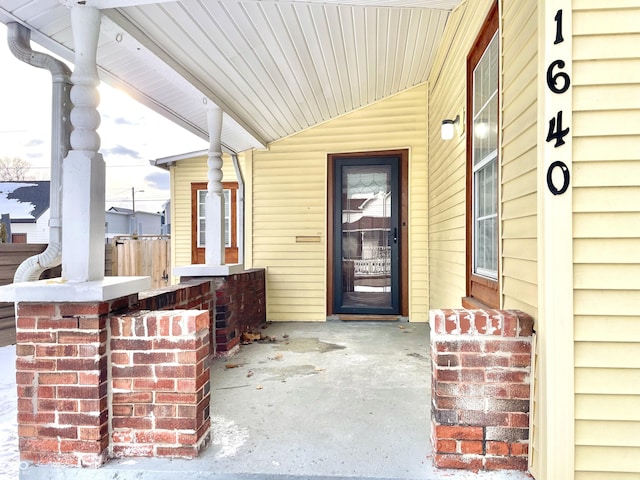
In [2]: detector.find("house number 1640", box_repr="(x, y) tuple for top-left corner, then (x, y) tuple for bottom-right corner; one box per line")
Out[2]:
(545, 9), (571, 196)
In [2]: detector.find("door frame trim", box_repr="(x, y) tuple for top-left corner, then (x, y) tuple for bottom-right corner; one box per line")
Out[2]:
(326, 149), (409, 317)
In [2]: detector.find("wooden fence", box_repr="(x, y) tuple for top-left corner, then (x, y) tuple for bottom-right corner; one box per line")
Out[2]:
(0, 244), (62, 346)
(110, 236), (171, 289)
(0, 236), (170, 346)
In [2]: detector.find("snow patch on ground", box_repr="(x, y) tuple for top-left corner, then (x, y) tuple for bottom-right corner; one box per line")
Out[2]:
(0, 345), (19, 480)
(211, 415), (248, 459)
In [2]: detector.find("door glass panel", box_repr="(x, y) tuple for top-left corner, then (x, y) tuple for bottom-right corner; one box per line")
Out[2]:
(340, 165), (392, 310)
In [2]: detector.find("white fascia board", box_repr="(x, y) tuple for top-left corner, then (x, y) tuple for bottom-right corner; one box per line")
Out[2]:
(149, 149), (208, 170)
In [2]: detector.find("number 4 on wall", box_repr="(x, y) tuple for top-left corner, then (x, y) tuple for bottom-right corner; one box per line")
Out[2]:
(546, 110), (570, 148)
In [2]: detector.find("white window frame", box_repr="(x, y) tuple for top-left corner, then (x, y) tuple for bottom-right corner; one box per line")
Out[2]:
(471, 31), (499, 281)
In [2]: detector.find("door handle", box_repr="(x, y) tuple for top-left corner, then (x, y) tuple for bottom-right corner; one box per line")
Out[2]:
(392, 227), (398, 244)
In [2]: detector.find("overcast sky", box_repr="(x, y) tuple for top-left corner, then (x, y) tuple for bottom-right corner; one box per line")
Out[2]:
(0, 23), (208, 214)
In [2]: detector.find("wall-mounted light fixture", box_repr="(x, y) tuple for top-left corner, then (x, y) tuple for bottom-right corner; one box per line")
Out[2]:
(441, 115), (461, 141)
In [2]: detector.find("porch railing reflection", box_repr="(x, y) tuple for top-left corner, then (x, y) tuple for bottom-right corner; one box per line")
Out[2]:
(353, 246), (391, 276)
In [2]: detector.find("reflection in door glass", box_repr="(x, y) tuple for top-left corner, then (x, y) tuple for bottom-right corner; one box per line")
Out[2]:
(341, 166), (392, 309)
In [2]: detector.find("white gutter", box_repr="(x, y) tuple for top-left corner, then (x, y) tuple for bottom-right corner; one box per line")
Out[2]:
(9, 23), (72, 282)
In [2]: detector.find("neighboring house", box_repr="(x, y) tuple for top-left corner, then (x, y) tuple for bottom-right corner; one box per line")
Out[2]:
(0, 181), (50, 243)
(3, 1), (640, 479)
(105, 206), (164, 240)
(160, 200), (170, 235)
(0, 184), (165, 243)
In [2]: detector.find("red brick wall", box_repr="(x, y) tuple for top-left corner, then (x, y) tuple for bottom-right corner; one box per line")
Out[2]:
(179, 269), (266, 354)
(15, 300), (211, 467)
(110, 310), (211, 459)
(16, 300), (120, 467)
(138, 280), (215, 354)
(14, 271), (265, 468)
(430, 309), (534, 471)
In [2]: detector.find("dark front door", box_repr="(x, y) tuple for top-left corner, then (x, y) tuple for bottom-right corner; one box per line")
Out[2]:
(332, 156), (401, 315)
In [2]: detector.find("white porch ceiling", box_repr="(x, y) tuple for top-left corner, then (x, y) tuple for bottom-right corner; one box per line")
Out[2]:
(0, 0), (462, 153)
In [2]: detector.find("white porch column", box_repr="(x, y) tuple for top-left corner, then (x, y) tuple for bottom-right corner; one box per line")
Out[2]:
(171, 101), (243, 278)
(62, 5), (106, 282)
(204, 101), (225, 266)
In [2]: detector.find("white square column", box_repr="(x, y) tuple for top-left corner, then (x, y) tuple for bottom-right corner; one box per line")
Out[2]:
(62, 150), (106, 282)
(205, 191), (224, 265)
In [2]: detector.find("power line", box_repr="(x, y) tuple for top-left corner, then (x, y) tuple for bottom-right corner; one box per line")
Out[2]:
(21, 164), (158, 169)
(107, 198), (168, 202)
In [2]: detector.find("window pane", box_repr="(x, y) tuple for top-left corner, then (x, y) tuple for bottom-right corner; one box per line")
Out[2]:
(473, 95), (498, 166)
(473, 32), (499, 167)
(474, 159), (497, 276)
(223, 190), (230, 217)
(198, 191), (206, 216)
(198, 219), (206, 247)
(488, 35), (499, 95)
(472, 31), (499, 280)
(474, 215), (497, 273)
(476, 159), (497, 218)
(197, 190), (206, 248)
(223, 190), (231, 247)
(474, 32), (499, 114)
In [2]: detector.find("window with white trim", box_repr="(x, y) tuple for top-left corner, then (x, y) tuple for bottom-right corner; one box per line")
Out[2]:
(465, 3), (499, 309)
(472, 31), (499, 279)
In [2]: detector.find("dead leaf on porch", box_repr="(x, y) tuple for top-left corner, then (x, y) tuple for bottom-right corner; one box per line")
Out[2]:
(225, 363), (241, 369)
(256, 384), (263, 390)
(399, 325), (405, 329)
(314, 367), (326, 372)
(258, 335), (277, 343)
(242, 332), (262, 343)
(247, 370), (254, 378)
(269, 352), (283, 361)
(282, 333), (289, 339)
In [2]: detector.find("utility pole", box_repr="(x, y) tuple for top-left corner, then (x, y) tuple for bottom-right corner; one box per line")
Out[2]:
(132, 187), (144, 236)
(132, 187), (136, 236)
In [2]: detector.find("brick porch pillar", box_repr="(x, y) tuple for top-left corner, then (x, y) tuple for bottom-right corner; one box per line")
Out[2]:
(16, 301), (114, 467)
(110, 310), (211, 458)
(430, 309), (534, 471)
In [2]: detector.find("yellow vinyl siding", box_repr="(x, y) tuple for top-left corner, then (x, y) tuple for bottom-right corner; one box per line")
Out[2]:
(427, 0), (538, 314)
(502, 4), (540, 474)
(501, 0), (538, 316)
(170, 154), (239, 279)
(251, 84), (429, 322)
(427, 0), (494, 308)
(573, 1), (640, 478)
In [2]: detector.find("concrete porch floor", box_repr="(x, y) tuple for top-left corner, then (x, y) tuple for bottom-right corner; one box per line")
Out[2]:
(21, 321), (531, 480)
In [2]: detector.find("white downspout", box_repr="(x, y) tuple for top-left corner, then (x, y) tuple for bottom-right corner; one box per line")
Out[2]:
(9, 23), (72, 282)
(231, 153), (245, 266)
